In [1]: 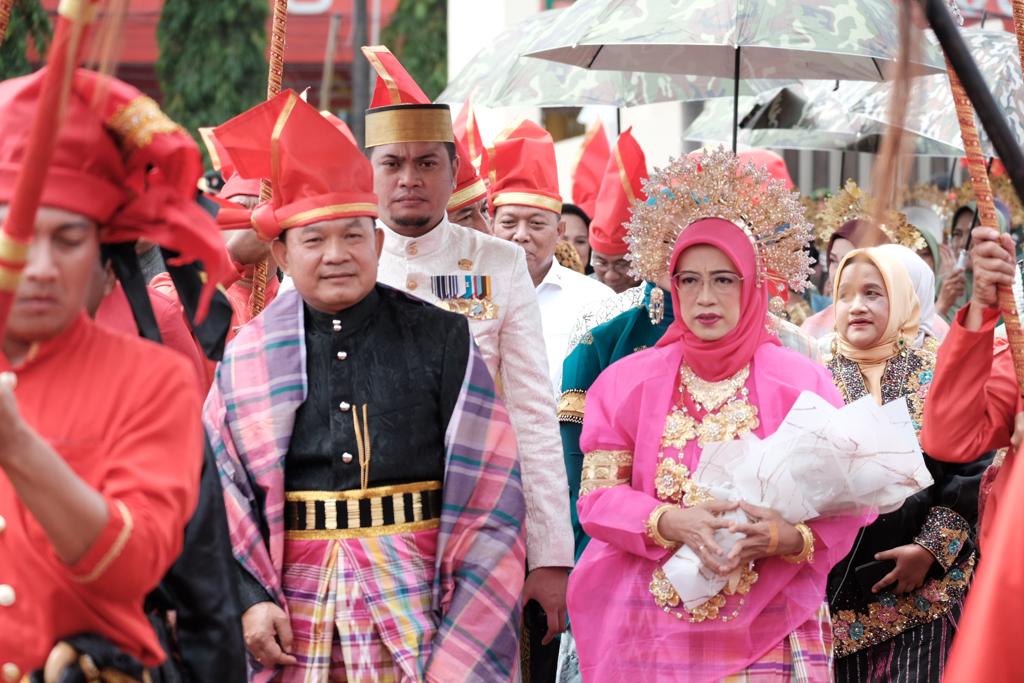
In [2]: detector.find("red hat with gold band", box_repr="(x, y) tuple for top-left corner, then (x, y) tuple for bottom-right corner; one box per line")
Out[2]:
(213, 90), (378, 241)
(572, 120), (611, 220)
(320, 110), (359, 145)
(453, 96), (489, 178)
(361, 45), (454, 148)
(589, 127), (647, 256)
(199, 126), (263, 201)
(0, 68), (232, 294)
(488, 120), (562, 215)
(448, 136), (487, 212)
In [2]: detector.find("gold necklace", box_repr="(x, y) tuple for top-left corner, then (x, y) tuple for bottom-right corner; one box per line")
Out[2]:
(680, 364), (750, 412)
(660, 364), (759, 452)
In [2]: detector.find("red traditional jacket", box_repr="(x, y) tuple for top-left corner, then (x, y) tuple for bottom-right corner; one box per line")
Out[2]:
(0, 314), (203, 675)
(921, 303), (1024, 682)
(95, 282), (207, 395)
(920, 304), (1019, 549)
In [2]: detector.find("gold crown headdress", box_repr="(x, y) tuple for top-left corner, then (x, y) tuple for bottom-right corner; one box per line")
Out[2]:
(818, 179), (926, 252)
(899, 183), (955, 227)
(957, 176), (1024, 229)
(625, 146), (813, 293)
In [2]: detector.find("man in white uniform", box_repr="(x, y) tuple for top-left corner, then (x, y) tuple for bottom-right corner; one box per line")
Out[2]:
(489, 120), (612, 394)
(360, 44), (574, 658)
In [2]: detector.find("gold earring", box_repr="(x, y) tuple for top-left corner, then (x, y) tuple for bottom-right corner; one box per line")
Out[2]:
(649, 286), (665, 325)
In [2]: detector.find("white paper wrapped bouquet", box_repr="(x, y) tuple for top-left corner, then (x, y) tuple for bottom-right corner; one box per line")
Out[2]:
(663, 391), (934, 611)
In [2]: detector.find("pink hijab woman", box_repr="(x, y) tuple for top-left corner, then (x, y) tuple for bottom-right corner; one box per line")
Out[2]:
(567, 150), (866, 682)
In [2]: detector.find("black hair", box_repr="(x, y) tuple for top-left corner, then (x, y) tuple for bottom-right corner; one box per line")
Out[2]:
(561, 203), (592, 228)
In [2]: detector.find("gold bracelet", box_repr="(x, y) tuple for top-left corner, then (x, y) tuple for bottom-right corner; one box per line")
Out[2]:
(645, 504), (680, 550)
(766, 522), (779, 556)
(782, 523), (815, 564)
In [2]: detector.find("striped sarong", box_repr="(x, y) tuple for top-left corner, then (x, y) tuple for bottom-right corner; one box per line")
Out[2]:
(280, 531), (440, 682)
(723, 604), (833, 682)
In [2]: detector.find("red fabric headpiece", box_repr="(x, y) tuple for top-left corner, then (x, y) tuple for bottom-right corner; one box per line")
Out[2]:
(0, 68), (232, 308)
(213, 91), (378, 241)
(200, 127), (263, 200)
(488, 120), (562, 215)
(453, 97), (489, 179)
(448, 135), (487, 212)
(320, 110), (358, 145)
(589, 128), (647, 256)
(657, 217), (781, 381)
(737, 149), (794, 190)
(572, 121), (611, 220)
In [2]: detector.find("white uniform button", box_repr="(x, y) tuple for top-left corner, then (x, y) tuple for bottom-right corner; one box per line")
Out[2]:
(407, 243), (418, 256)
(407, 279), (418, 291)
(338, 402), (351, 412)
(0, 516), (6, 534)
(0, 585), (14, 607)
(336, 351), (348, 361)
(2, 662), (20, 682)
(332, 319), (342, 332)
(341, 452), (354, 464)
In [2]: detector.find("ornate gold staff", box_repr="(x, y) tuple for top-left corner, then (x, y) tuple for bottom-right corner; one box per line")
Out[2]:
(0, 0), (13, 46)
(249, 0), (289, 318)
(941, 2), (1024, 387)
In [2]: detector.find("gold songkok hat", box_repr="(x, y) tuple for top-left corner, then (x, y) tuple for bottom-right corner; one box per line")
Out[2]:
(361, 45), (454, 148)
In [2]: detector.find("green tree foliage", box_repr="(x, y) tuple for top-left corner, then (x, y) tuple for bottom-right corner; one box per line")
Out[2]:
(0, 0), (52, 81)
(381, 0), (446, 99)
(157, 0), (268, 165)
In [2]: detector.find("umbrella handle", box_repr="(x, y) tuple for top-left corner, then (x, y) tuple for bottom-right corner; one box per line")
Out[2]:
(732, 47), (740, 153)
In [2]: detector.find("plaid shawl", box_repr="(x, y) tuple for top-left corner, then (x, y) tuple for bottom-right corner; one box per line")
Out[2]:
(205, 288), (526, 682)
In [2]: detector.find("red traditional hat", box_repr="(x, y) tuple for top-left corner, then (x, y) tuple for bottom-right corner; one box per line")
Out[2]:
(488, 120), (562, 215)
(199, 127), (262, 200)
(0, 68), (232, 294)
(589, 128), (648, 256)
(572, 120), (611, 220)
(448, 135), (487, 212)
(320, 110), (358, 145)
(213, 90), (378, 241)
(738, 149), (794, 190)
(361, 45), (454, 148)
(453, 96), (488, 178)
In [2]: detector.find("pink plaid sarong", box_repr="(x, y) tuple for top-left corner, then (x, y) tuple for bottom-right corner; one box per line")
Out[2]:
(280, 530), (440, 682)
(722, 604), (833, 682)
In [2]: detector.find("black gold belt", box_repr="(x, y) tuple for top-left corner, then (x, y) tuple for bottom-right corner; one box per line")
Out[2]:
(284, 481), (442, 539)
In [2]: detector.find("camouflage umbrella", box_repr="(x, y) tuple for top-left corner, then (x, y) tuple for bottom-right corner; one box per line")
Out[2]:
(850, 29), (1024, 159)
(525, 0), (945, 80)
(685, 81), (966, 156)
(524, 0), (946, 149)
(438, 9), (788, 108)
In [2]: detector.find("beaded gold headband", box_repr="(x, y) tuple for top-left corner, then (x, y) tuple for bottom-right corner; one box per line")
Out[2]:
(625, 146), (813, 293)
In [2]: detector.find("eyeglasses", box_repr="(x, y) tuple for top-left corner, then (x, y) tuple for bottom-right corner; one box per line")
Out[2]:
(672, 272), (743, 296)
(591, 256), (632, 275)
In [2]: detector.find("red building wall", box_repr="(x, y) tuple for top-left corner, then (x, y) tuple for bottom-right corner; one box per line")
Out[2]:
(36, 0), (398, 110)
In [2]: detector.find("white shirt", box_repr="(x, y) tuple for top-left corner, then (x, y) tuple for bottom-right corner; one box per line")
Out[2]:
(377, 216), (574, 569)
(536, 261), (614, 394)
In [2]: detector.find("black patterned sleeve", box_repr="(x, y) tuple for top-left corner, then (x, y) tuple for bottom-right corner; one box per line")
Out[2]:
(913, 506), (972, 571)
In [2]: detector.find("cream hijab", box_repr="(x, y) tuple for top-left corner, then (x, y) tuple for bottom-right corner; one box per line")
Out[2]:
(833, 247), (921, 403)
